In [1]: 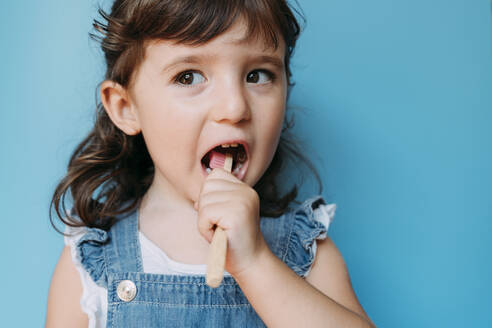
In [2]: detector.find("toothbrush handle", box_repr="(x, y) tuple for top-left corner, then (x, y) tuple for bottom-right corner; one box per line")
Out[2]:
(206, 226), (228, 288)
(206, 153), (233, 288)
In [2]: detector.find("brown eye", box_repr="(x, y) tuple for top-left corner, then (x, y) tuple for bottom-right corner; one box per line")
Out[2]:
(247, 71), (259, 83)
(179, 72), (193, 84)
(176, 71), (205, 86)
(246, 70), (274, 84)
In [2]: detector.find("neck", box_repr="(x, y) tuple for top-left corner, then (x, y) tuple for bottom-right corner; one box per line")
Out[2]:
(139, 173), (197, 225)
(137, 173), (210, 263)
(142, 172), (195, 209)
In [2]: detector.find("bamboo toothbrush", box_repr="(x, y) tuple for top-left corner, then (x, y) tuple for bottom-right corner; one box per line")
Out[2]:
(205, 150), (233, 288)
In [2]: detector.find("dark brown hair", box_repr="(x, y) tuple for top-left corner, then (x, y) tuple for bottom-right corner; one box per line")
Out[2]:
(50, 0), (322, 233)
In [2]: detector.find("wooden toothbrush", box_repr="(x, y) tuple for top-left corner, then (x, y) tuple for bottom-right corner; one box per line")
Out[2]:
(205, 151), (233, 288)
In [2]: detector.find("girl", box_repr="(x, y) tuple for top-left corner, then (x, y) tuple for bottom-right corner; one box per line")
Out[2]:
(46, 0), (375, 327)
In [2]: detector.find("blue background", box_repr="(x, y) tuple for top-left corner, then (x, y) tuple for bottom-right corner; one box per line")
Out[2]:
(1, 0), (491, 326)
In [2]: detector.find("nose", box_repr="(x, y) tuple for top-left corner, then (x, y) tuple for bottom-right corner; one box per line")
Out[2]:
(210, 79), (251, 124)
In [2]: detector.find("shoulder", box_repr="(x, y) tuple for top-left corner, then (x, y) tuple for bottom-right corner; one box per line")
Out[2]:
(45, 246), (89, 328)
(305, 235), (375, 326)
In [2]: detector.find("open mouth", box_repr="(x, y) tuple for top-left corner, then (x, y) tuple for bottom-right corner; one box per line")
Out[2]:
(201, 143), (249, 179)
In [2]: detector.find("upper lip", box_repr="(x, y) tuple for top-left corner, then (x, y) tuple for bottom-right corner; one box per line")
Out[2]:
(200, 139), (250, 164)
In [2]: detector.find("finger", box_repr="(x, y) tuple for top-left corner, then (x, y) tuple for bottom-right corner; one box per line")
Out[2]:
(196, 202), (229, 243)
(197, 179), (240, 209)
(207, 168), (241, 182)
(197, 206), (217, 243)
(197, 169), (236, 201)
(197, 190), (242, 210)
(199, 180), (238, 198)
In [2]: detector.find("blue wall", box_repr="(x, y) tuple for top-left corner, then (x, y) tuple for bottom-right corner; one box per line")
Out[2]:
(1, 1), (491, 326)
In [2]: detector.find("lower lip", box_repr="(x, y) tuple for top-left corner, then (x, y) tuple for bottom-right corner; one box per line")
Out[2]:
(201, 160), (249, 180)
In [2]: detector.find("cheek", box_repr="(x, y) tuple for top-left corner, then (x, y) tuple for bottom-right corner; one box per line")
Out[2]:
(265, 101), (286, 143)
(267, 114), (284, 162)
(143, 116), (196, 158)
(137, 103), (200, 165)
(256, 101), (286, 162)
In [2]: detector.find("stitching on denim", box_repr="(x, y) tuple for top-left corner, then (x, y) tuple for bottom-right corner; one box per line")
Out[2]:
(111, 303), (115, 328)
(115, 279), (238, 286)
(115, 303), (120, 328)
(110, 301), (252, 308)
(102, 233), (109, 286)
(133, 210), (144, 272)
(282, 209), (295, 265)
(107, 301), (116, 328)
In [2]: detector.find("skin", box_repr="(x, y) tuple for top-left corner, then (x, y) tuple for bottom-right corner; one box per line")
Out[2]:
(46, 17), (376, 328)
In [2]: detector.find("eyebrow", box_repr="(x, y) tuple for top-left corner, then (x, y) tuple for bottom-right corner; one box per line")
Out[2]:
(161, 54), (285, 74)
(253, 55), (285, 70)
(161, 55), (214, 74)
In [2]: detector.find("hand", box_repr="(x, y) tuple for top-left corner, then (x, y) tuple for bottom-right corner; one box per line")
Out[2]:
(195, 168), (268, 277)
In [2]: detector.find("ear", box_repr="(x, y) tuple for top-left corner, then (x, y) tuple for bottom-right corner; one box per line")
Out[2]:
(100, 80), (141, 135)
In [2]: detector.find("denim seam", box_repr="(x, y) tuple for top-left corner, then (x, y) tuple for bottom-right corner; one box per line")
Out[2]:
(282, 210), (295, 265)
(113, 302), (119, 328)
(108, 301), (252, 308)
(107, 300), (116, 328)
(117, 280), (238, 286)
(102, 236), (110, 286)
(133, 211), (144, 272)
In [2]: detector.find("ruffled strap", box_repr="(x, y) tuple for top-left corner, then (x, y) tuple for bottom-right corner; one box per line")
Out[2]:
(76, 227), (110, 288)
(284, 195), (336, 277)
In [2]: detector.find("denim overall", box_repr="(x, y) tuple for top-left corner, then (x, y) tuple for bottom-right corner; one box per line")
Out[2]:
(76, 195), (332, 327)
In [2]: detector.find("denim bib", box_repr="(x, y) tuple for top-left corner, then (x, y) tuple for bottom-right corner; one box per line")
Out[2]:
(76, 195), (333, 327)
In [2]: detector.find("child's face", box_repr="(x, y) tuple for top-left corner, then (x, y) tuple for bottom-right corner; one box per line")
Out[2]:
(128, 18), (287, 206)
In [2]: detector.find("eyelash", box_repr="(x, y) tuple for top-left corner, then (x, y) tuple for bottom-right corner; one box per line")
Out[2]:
(173, 69), (276, 87)
(249, 69), (276, 84)
(173, 70), (205, 87)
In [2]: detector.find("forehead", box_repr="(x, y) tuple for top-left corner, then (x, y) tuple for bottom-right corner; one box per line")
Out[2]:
(144, 18), (286, 62)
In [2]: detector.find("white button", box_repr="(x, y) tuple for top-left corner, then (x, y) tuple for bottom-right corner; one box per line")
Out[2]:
(117, 280), (137, 302)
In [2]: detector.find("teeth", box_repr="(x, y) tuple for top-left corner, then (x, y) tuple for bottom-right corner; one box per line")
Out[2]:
(206, 167), (212, 173)
(233, 162), (243, 174)
(220, 143), (239, 148)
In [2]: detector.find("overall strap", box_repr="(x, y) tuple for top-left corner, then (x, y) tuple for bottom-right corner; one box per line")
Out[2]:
(105, 209), (144, 274)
